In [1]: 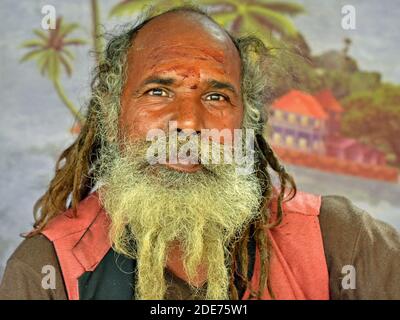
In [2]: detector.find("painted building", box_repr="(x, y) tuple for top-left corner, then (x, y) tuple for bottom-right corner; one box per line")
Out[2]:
(268, 90), (328, 153)
(268, 89), (387, 166)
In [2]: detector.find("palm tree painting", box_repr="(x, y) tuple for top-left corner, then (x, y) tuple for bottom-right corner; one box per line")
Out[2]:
(20, 17), (87, 124)
(203, 0), (304, 41)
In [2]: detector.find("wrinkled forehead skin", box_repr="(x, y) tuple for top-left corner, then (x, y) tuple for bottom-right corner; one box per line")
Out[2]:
(124, 11), (242, 99)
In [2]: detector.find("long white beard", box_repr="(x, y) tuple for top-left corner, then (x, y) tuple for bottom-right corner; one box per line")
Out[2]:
(96, 140), (262, 299)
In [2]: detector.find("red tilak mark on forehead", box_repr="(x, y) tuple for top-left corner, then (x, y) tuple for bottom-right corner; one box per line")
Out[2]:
(177, 66), (200, 79)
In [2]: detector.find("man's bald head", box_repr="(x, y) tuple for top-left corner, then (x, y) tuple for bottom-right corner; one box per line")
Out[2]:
(131, 9), (240, 61)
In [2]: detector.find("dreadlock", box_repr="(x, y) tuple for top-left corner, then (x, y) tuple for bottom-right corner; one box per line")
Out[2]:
(30, 5), (296, 300)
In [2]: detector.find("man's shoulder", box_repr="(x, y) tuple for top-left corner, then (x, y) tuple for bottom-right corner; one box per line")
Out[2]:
(319, 195), (399, 243)
(0, 234), (67, 300)
(272, 190), (322, 217)
(319, 195), (400, 299)
(7, 234), (57, 270)
(319, 195), (364, 233)
(318, 194), (398, 259)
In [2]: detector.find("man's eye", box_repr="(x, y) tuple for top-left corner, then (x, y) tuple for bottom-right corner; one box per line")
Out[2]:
(205, 93), (227, 101)
(147, 88), (169, 97)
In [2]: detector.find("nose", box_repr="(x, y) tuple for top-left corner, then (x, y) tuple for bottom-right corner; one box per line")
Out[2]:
(174, 97), (203, 135)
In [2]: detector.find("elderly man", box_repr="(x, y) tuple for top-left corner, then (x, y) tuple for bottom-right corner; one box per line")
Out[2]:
(0, 7), (399, 300)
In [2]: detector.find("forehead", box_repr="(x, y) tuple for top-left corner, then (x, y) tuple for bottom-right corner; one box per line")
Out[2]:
(126, 12), (242, 85)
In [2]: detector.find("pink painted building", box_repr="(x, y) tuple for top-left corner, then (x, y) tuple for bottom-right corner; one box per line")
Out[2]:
(268, 90), (328, 154)
(269, 89), (387, 166)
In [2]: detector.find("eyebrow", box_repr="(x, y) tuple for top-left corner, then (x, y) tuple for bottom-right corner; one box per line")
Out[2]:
(207, 79), (238, 96)
(142, 76), (175, 86)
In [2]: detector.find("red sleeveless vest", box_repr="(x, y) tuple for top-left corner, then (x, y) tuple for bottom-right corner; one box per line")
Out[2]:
(41, 191), (329, 300)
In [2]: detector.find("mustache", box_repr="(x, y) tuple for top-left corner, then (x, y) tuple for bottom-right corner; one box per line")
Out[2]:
(119, 137), (232, 174)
